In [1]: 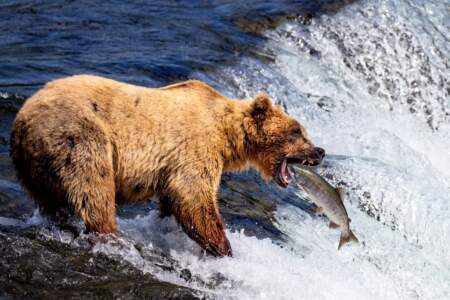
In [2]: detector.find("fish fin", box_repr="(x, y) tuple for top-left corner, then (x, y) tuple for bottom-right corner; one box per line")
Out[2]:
(335, 187), (346, 202)
(349, 230), (359, 243)
(337, 230), (359, 250)
(329, 221), (339, 229)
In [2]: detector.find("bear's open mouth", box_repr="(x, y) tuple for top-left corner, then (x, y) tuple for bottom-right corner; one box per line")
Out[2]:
(275, 155), (323, 188)
(276, 158), (291, 188)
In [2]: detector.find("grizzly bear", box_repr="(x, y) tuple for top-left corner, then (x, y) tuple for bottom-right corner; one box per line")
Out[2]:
(10, 75), (324, 256)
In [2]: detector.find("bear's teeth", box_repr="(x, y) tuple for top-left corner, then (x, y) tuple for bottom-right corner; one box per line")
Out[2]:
(280, 158), (291, 185)
(285, 166), (291, 183)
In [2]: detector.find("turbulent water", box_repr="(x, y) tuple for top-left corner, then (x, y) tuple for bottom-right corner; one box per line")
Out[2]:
(191, 2), (450, 298)
(1, 0), (449, 299)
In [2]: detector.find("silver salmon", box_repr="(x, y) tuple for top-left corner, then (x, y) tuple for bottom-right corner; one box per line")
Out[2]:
(289, 165), (358, 250)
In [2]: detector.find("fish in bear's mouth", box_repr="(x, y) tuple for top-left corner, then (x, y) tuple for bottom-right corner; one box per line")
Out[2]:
(275, 156), (323, 188)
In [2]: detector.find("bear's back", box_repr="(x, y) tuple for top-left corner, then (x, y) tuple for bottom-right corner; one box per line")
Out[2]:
(17, 75), (236, 134)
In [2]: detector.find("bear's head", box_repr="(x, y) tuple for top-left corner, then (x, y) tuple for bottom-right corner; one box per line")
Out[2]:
(244, 93), (325, 188)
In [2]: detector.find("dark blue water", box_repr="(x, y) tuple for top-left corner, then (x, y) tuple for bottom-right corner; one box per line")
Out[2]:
(0, 0), (333, 95)
(0, 0), (353, 153)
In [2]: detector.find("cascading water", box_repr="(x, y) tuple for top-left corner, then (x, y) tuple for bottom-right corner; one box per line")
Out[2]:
(91, 1), (450, 299)
(0, 0), (448, 299)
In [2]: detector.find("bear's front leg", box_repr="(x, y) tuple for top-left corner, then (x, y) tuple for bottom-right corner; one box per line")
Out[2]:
(170, 186), (232, 257)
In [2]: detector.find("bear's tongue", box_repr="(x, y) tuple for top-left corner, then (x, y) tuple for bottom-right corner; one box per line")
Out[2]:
(280, 158), (291, 186)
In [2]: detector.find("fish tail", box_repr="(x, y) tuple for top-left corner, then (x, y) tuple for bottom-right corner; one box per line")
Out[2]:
(338, 230), (358, 250)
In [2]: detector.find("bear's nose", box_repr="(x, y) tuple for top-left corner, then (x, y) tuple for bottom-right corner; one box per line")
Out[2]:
(314, 147), (325, 159)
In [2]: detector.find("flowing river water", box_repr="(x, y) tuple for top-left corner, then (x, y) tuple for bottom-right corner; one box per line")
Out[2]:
(0, 1), (449, 299)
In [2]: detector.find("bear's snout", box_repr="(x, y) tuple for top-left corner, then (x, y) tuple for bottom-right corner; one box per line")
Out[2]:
(314, 147), (325, 161)
(306, 147), (325, 166)
(286, 146), (325, 167)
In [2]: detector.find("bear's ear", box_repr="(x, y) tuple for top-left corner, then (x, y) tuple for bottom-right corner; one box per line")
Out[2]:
(250, 92), (272, 121)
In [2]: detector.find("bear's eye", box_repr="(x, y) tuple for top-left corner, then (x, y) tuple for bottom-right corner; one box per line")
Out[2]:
(291, 128), (302, 136)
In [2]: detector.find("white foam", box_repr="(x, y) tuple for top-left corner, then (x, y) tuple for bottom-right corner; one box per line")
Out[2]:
(185, 0), (449, 298)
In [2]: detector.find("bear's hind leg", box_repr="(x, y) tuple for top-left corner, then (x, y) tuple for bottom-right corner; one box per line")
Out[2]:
(60, 128), (118, 233)
(64, 157), (117, 233)
(69, 182), (117, 234)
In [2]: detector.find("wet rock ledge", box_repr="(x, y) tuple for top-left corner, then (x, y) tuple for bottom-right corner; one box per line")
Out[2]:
(0, 227), (201, 300)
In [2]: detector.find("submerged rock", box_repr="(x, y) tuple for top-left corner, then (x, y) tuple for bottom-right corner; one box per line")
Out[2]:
(219, 171), (313, 241)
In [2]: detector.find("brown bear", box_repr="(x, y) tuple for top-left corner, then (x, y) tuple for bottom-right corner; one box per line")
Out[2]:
(10, 75), (324, 257)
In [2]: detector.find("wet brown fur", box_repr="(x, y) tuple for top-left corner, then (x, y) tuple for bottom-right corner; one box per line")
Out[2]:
(10, 75), (317, 256)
